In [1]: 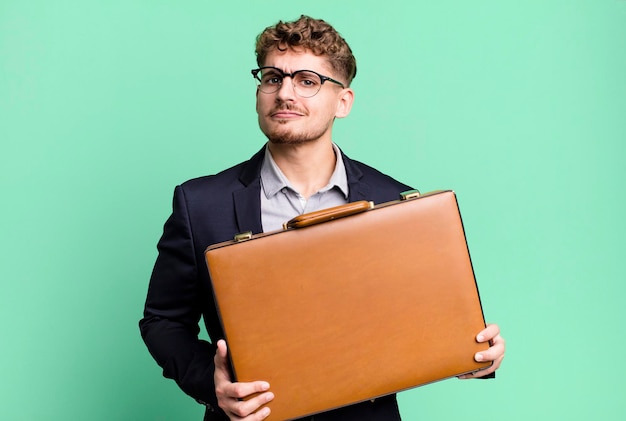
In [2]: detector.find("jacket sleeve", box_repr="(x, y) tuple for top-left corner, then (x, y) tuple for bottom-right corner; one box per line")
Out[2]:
(139, 185), (227, 418)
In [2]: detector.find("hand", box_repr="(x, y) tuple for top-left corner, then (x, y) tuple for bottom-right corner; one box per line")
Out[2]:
(458, 323), (505, 379)
(214, 339), (274, 420)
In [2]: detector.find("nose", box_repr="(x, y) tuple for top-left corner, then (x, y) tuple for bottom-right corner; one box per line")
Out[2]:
(275, 76), (296, 101)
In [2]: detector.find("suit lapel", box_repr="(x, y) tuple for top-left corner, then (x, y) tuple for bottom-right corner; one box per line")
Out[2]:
(233, 147), (265, 234)
(342, 151), (371, 202)
(233, 183), (263, 234)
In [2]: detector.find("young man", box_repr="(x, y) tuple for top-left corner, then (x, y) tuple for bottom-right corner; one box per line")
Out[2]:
(140, 15), (505, 421)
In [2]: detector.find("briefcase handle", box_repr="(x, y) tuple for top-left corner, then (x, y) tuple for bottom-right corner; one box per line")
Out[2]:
(283, 200), (374, 230)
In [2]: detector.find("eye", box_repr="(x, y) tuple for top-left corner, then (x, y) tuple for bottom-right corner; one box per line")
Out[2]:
(295, 72), (320, 88)
(261, 73), (282, 86)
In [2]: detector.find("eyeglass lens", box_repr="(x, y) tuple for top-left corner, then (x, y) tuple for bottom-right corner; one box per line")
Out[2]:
(256, 69), (323, 98)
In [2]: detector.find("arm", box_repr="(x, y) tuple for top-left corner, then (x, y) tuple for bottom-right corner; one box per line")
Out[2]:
(140, 185), (274, 419)
(139, 185), (223, 412)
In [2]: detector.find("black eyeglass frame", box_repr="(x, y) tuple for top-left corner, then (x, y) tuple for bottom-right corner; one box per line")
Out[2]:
(251, 66), (345, 96)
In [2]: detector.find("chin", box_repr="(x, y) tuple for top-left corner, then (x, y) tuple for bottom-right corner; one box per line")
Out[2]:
(264, 126), (313, 145)
(268, 136), (310, 145)
(262, 124), (329, 146)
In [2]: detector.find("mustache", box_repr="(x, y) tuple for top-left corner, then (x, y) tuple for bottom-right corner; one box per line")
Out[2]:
(269, 102), (308, 116)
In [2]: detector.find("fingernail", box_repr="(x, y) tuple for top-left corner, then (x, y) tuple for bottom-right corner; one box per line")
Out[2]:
(266, 392), (274, 402)
(475, 353), (484, 361)
(477, 334), (485, 342)
(260, 382), (270, 391)
(261, 407), (271, 417)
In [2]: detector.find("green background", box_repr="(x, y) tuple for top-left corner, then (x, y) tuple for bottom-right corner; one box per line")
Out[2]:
(1, 1), (624, 419)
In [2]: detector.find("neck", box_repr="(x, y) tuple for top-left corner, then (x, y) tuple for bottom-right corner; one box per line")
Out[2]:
(267, 139), (337, 200)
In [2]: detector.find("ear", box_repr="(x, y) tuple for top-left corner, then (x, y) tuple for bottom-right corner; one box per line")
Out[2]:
(255, 87), (260, 113)
(334, 88), (354, 119)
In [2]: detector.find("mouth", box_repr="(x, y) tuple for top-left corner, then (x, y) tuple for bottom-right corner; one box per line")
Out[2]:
(271, 110), (304, 119)
(269, 105), (306, 120)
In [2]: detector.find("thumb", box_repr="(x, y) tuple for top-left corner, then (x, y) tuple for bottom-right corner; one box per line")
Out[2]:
(214, 340), (230, 375)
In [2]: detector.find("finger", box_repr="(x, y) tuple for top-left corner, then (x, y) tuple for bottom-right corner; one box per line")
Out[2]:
(473, 349), (505, 377)
(459, 328), (506, 380)
(228, 406), (271, 421)
(476, 323), (500, 343)
(214, 340), (232, 383)
(226, 391), (274, 419)
(474, 335), (505, 362)
(252, 406), (272, 420)
(226, 380), (272, 400)
(216, 339), (228, 362)
(218, 381), (273, 419)
(462, 353), (504, 378)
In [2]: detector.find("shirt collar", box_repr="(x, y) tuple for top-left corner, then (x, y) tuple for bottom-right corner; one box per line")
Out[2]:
(260, 143), (349, 199)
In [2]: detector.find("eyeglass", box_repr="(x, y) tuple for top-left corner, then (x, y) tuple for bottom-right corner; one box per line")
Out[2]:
(251, 66), (345, 98)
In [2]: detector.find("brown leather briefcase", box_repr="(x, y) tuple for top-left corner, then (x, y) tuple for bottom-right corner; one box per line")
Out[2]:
(205, 190), (491, 421)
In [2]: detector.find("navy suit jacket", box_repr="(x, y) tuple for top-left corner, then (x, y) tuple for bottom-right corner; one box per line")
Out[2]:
(140, 147), (412, 420)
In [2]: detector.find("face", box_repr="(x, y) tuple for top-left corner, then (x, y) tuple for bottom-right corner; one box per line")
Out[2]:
(255, 49), (353, 145)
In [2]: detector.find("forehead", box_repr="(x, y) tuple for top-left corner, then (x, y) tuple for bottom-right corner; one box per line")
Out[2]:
(263, 49), (333, 75)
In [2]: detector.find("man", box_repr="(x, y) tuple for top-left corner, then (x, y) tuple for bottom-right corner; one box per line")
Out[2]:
(140, 15), (505, 421)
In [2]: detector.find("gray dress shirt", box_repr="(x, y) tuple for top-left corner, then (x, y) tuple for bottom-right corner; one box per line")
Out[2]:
(260, 143), (349, 232)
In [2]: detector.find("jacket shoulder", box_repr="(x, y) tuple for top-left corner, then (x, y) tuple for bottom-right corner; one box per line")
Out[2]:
(343, 154), (414, 203)
(353, 159), (413, 189)
(178, 148), (265, 198)
(179, 162), (246, 197)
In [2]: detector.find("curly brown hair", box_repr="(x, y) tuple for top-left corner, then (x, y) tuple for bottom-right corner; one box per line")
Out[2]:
(255, 15), (357, 86)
